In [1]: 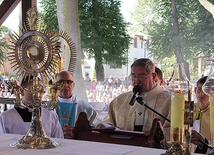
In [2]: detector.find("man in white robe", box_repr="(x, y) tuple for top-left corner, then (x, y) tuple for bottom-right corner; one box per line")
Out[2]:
(0, 77), (64, 139)
(55, 71), (97, 139)
(97, 58), (171, 146)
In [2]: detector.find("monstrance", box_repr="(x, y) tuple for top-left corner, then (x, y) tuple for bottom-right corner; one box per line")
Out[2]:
(6, 6), (76, 149)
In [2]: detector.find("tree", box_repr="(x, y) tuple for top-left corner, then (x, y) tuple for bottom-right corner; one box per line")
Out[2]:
(79, 0), (130, 81)
(39, 0), (130, 82)
(190, 0), (214, 58)
(0, 26), (9, 64)
(39, 0), (58, 31)
(198, 0), (214, 18)
(130, 0), (214, 79)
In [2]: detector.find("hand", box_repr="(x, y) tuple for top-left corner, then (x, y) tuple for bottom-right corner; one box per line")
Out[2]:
(62, 124), (74, 139)
(144, 130), (150, 136)
(191, 130), (205, 148)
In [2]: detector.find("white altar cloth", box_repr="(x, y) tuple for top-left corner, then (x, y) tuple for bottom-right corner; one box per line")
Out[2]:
(0, 133), (203, 155)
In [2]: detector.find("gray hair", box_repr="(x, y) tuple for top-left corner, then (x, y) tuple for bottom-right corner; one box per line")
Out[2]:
(131, 58), (155, 74)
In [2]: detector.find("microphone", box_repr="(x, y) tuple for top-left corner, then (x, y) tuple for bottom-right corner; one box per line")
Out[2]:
(129, 85), (142, 106)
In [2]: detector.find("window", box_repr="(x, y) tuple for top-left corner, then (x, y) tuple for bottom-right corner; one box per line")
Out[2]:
(134, 37), (137, 48)
(141, 41), (144, 48)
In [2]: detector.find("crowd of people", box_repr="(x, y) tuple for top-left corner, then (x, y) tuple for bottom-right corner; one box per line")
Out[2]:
(84, 66), (170, 105)
(0, 81), (17, 112)
(0, 82), (16, 98)
(85, 75), (133, 104)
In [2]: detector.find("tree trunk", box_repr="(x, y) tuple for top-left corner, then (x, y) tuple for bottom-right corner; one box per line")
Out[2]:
(56, 0), (87, 101)
(95, 60), (104, 82)
(171, 0), (190, 79)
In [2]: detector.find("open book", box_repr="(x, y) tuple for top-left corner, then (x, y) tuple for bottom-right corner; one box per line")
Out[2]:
(95, 118), (146, 137)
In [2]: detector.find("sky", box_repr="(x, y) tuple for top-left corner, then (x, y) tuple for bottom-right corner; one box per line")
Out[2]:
(2, 3), (20, 31)
(2, 0), (136, 31)
(120, 0), (136, 22)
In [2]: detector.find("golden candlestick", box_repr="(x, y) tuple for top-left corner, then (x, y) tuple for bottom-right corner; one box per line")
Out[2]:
(165, 63), (189, 155)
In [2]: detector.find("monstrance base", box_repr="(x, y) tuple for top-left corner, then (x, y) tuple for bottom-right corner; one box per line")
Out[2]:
(10, 135), (60, 149)
(165, 142), (184, 155)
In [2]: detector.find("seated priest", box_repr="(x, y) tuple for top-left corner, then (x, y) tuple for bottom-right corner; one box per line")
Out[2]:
(96, 58), (171, 147)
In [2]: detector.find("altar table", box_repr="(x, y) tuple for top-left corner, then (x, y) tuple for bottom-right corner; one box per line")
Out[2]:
(0, 133), (202, 155)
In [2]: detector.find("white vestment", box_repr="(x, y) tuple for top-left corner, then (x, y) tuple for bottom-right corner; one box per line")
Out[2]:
(0, 108), (64, 138)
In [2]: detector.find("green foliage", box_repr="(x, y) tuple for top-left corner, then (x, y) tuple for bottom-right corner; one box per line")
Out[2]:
(39, 0), (130, 81)
(160, 56), (176, 79)
(189, 0), (214, 58)
(39, 0), (58, 31)
(0, 26), (9, 64)
(130, 0), (214, 79)
(79, 0), (130, 66)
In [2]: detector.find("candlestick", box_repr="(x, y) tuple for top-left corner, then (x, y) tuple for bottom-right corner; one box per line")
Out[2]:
(166, 63), (189, 155)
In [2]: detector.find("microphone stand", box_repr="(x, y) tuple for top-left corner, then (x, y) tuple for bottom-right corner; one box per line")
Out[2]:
(136, 97), (170, 123)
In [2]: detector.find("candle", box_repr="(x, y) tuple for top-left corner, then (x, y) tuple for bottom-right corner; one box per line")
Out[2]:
(171, 92), (185, 128)
(170, 92), (185, 143)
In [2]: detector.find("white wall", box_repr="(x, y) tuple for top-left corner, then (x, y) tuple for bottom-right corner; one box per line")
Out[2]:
(104, 34), (153, 79)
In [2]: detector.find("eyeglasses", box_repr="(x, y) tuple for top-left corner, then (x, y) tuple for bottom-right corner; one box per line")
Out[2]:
(130, 73), (151, 81)
(57, 80), (74, 85)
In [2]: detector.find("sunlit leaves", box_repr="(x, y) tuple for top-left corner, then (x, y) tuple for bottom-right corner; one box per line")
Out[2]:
(0, 26), (9, 64)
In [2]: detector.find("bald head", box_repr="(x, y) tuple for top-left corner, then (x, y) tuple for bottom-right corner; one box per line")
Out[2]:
(56, 71), (75, 98)
(55, 71), (73, 81)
